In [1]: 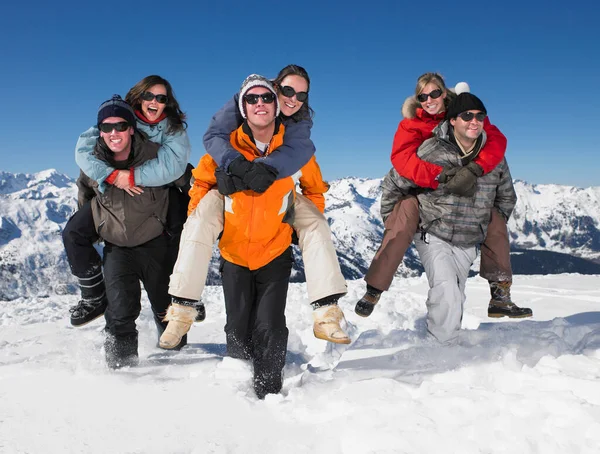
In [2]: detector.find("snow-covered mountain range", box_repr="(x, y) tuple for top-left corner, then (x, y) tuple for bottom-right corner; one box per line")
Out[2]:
(1, 169), (599, 301)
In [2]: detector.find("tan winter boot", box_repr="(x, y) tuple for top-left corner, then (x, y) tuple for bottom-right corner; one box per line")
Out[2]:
(159, 303), (198, 349)
(313, 305), (351, 344)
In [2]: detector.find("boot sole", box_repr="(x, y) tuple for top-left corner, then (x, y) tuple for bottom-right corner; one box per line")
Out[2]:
(488, 313), (533, 319)
(355, 310), (373, 318)
(313, 330), (351, 344)
(70, 311), (106, 327)
(159, 339), (184, 350)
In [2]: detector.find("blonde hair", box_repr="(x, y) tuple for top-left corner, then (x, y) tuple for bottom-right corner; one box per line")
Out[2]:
(414, 72), (454, 109)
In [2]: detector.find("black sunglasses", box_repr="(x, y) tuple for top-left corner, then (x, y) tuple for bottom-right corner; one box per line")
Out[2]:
(416, 89), (443, 103)
(244, 92), (276, 104)
(279, 85), (308, 102)
(141, 91), (168, 104)
(458, 111), (487, 122)
(99, 121), (131, 133)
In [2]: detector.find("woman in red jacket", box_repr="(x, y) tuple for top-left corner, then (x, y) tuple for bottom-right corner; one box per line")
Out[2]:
(355, 72), (532, 319)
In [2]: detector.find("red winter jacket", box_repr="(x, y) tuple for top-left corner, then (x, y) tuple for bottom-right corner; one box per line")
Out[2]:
(390, 105), (507, 189)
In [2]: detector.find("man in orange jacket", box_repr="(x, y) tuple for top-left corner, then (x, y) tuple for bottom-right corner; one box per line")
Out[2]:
(192, 74), (330, 398)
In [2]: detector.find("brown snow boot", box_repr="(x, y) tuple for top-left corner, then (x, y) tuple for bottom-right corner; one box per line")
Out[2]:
(354, 285), (383, 317)
(488, 281), (533, 318)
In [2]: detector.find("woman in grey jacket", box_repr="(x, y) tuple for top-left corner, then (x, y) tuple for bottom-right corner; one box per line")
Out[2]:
(382, 93), (517, 343)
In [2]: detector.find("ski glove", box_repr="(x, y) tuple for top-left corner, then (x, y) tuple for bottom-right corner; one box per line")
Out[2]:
(215, 168), (246, 195)
(444, 162), (484, 197)
(215, 155), (252, 195)
(227, 155), (254, 180)
(243, 162), (278, 193)
(437, 167), (459, 184)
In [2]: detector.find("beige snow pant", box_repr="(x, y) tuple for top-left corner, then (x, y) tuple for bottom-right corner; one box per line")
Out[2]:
(168, 190), (224, 301)
(294, 194), (347, 302)
(168, 190), (347, 304)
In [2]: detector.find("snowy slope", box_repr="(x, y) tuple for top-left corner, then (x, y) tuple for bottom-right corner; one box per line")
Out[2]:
(1, 275), (599, 453)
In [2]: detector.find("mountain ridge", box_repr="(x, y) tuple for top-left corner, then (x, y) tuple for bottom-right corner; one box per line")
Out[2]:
(1, 169), (599, 301)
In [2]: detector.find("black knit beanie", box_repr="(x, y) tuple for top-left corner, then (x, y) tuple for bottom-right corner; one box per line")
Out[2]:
(97, 95), (136, 128)
(446, 93), (487, 120)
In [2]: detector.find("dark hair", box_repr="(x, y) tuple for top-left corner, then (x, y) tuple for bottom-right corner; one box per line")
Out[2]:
(273, 64), (314, 122)
(125, 75), (187, 134)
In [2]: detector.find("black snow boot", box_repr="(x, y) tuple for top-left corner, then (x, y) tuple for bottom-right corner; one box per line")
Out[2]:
(253, 367), (283, 400)
(355, 285), (383, 317)
(105, 332), (139, 369)
(488, 281), (533, 318)
(69, 294), (108, 327)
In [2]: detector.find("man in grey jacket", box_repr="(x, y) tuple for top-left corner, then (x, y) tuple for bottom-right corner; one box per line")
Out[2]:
(381, 93), (517, 343)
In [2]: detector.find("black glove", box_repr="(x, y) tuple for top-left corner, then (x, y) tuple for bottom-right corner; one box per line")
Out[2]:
(227, 155), (253, 180)
(444, 162), (483, 197)
(437, 167), (459, 184)
(242, 162), (278, 193)
(215, 168), (245, 195)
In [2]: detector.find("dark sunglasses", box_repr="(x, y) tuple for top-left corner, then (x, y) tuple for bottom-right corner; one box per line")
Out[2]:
(243, 92), (276, 104)
(416, 89), (443, 103)
(99, 121), (131, 133)
(141, 91), (168, 104)
(458, 111), (487, 122)
(279, 85), (308, 102)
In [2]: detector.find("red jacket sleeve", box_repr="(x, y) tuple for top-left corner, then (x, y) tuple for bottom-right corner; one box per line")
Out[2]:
(390, 119), (443, 189)
(474, 117), (507, 174)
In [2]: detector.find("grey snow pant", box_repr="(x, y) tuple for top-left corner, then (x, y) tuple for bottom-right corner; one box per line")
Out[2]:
(414, 233), (477, 343)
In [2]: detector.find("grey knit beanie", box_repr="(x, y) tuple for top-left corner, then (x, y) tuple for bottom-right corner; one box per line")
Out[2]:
(238, 74), (280, 119)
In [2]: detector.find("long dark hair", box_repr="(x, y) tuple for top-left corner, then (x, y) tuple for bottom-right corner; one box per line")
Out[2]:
(126, 75), (187, 134)
(273, 64), (314, 122)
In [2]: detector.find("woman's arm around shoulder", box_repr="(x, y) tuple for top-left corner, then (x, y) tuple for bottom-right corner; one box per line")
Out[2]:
(474, 117), (507, 174)
(390, 118), (443, 189)
(203, 95), (244, 171)
(74, 126), (115, 193)
(133, 127), (191, 186)
(255, 117), (315, 179)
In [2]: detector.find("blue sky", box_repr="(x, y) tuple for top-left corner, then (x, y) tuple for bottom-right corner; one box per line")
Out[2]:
(2, 1), (599, 187)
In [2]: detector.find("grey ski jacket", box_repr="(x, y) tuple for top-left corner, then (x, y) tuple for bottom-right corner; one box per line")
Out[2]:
(381, 121), (517, 247)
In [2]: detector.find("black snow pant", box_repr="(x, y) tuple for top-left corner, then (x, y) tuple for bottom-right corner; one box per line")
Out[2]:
(62, 201), (102, 278)
(220, 247), (293, 382)
(103, 235), (172, 339)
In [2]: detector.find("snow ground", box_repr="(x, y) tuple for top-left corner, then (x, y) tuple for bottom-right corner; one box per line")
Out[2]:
(1, 275), (600, 454)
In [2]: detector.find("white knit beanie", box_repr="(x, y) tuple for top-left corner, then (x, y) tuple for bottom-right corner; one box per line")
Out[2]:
(238, 74), (280, 119)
